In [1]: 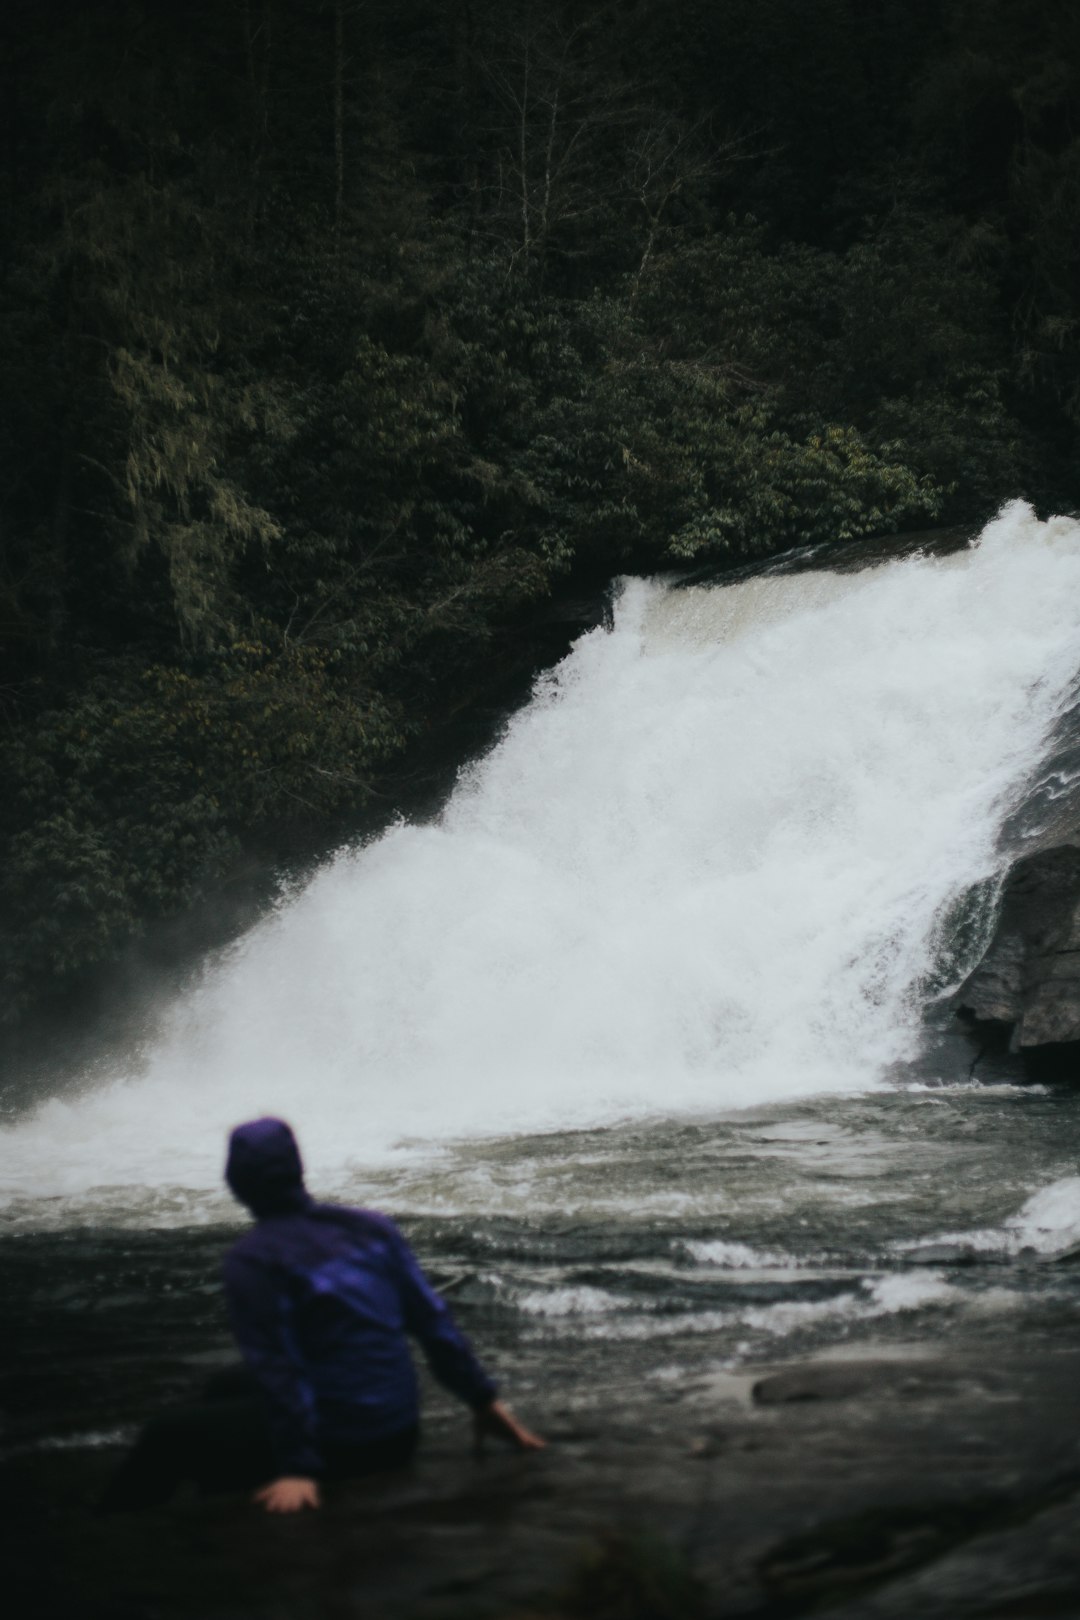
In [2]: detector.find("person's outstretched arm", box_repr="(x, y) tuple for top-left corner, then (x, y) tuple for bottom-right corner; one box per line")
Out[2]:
(474, 1398), (545, 1453)
(223, 1250), (324, 1510)
(380, 1218), (545, 1451)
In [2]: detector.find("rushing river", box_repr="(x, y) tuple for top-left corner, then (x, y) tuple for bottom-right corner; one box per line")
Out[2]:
(6, 499), (1080, 1453)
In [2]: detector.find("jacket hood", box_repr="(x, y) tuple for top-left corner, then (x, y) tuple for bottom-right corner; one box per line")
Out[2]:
(225, 1117), (311, 1216)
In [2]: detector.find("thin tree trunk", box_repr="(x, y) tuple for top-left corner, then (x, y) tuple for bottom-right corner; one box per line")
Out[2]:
(243, 0), (273, 235)
(540, 84), (558, 247)
(519, 37), (531, 260)
(334, 0), (345, 252)
(456, 0), (479, 262)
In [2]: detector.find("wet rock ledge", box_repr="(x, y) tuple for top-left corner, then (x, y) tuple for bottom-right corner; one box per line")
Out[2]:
(957, 841), (1080, 1077)
(9, 1337), (1080, 1620)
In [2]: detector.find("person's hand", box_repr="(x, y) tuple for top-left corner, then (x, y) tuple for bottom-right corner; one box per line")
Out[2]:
(474, 1398), (545, 1455)
(253, 1476), (322, 1513)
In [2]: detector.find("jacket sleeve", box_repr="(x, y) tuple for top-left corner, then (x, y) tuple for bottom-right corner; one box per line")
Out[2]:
(223, 1250), (323, 1477)
(381, 1220), (497, 1410)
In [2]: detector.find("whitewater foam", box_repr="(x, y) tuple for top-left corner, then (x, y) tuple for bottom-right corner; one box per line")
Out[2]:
(679, 1239), (796, 1268)
(511, 1268), (964, 1343)
(907, 1174), (1080, 1258)
(0, 1427), (135, 1464)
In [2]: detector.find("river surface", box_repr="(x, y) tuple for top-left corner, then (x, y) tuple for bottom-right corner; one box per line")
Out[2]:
(5, 499), (1080, 1455)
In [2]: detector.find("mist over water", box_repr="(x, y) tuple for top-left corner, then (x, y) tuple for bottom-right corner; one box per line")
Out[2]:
(6, 500), (1080, 1227)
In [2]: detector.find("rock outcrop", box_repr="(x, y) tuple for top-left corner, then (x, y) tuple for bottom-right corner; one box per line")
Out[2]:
(956, 843), (1080, 1068)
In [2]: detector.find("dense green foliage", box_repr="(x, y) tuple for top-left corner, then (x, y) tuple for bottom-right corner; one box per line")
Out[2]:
(2, 0), (1078, 1018)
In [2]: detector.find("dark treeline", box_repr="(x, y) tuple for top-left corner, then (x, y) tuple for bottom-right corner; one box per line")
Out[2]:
(2, 0), (1079, 1023)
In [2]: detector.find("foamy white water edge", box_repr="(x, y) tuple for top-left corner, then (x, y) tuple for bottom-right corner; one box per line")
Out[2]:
(5, 500), (1080, 1214)
(903, 1173), (1080, 1258)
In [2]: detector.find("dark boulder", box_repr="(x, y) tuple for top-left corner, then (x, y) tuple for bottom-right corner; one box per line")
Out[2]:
(903, 1244), (979, 1267)
(752, 1361), (995, 1405)
(956, 844), (1080, 1067)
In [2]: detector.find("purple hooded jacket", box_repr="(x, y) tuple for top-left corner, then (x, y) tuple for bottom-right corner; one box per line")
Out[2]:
(223, 1118), (496, 1477)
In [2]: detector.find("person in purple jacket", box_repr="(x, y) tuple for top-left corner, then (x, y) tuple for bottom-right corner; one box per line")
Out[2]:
(102, 1118), (543, 1513)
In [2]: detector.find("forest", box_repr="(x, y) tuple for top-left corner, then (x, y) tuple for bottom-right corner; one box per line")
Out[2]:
(2, 0), (1078, 1027)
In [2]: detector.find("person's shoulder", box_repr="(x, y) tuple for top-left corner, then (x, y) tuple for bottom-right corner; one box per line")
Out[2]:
(314, 1203), (402, 1242)
(223, 1208), (333, 1278)
(223, 1224), (269, 1269)
(224, 1206), (404, 1271)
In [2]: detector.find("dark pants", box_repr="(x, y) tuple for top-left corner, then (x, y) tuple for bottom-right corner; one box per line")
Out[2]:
(100, 1366), (418, 1511)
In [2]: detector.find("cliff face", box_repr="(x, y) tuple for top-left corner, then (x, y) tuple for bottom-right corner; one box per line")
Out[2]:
(956, 843), (1080, 1069)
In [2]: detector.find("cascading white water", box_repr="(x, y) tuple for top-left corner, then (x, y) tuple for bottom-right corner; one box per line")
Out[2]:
(5, 499), (1080, 1219)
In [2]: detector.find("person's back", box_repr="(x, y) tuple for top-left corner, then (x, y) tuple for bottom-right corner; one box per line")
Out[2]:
(103, 1117), (542, 1514)
(227, 1205), (436, 1458)
(224, 1120), (504, 1481)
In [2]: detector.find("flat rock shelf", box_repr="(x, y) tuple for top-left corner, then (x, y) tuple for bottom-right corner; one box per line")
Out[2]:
(7, 1331), (1080, 1619)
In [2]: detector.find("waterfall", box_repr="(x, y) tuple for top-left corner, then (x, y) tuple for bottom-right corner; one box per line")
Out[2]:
(5, 500), (1080, 1221)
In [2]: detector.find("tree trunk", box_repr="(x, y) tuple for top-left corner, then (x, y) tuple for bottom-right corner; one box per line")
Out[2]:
(243, 0), (273, 235)
(334, 0), (345, 251)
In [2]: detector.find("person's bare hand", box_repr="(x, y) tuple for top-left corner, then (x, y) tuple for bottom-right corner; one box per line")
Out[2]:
(474, 1398), (545, 1455)
(253, 1476), (321, 1513)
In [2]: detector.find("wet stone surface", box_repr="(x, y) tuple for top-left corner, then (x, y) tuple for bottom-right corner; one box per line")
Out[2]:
(5, 1334), (1080, 1619)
